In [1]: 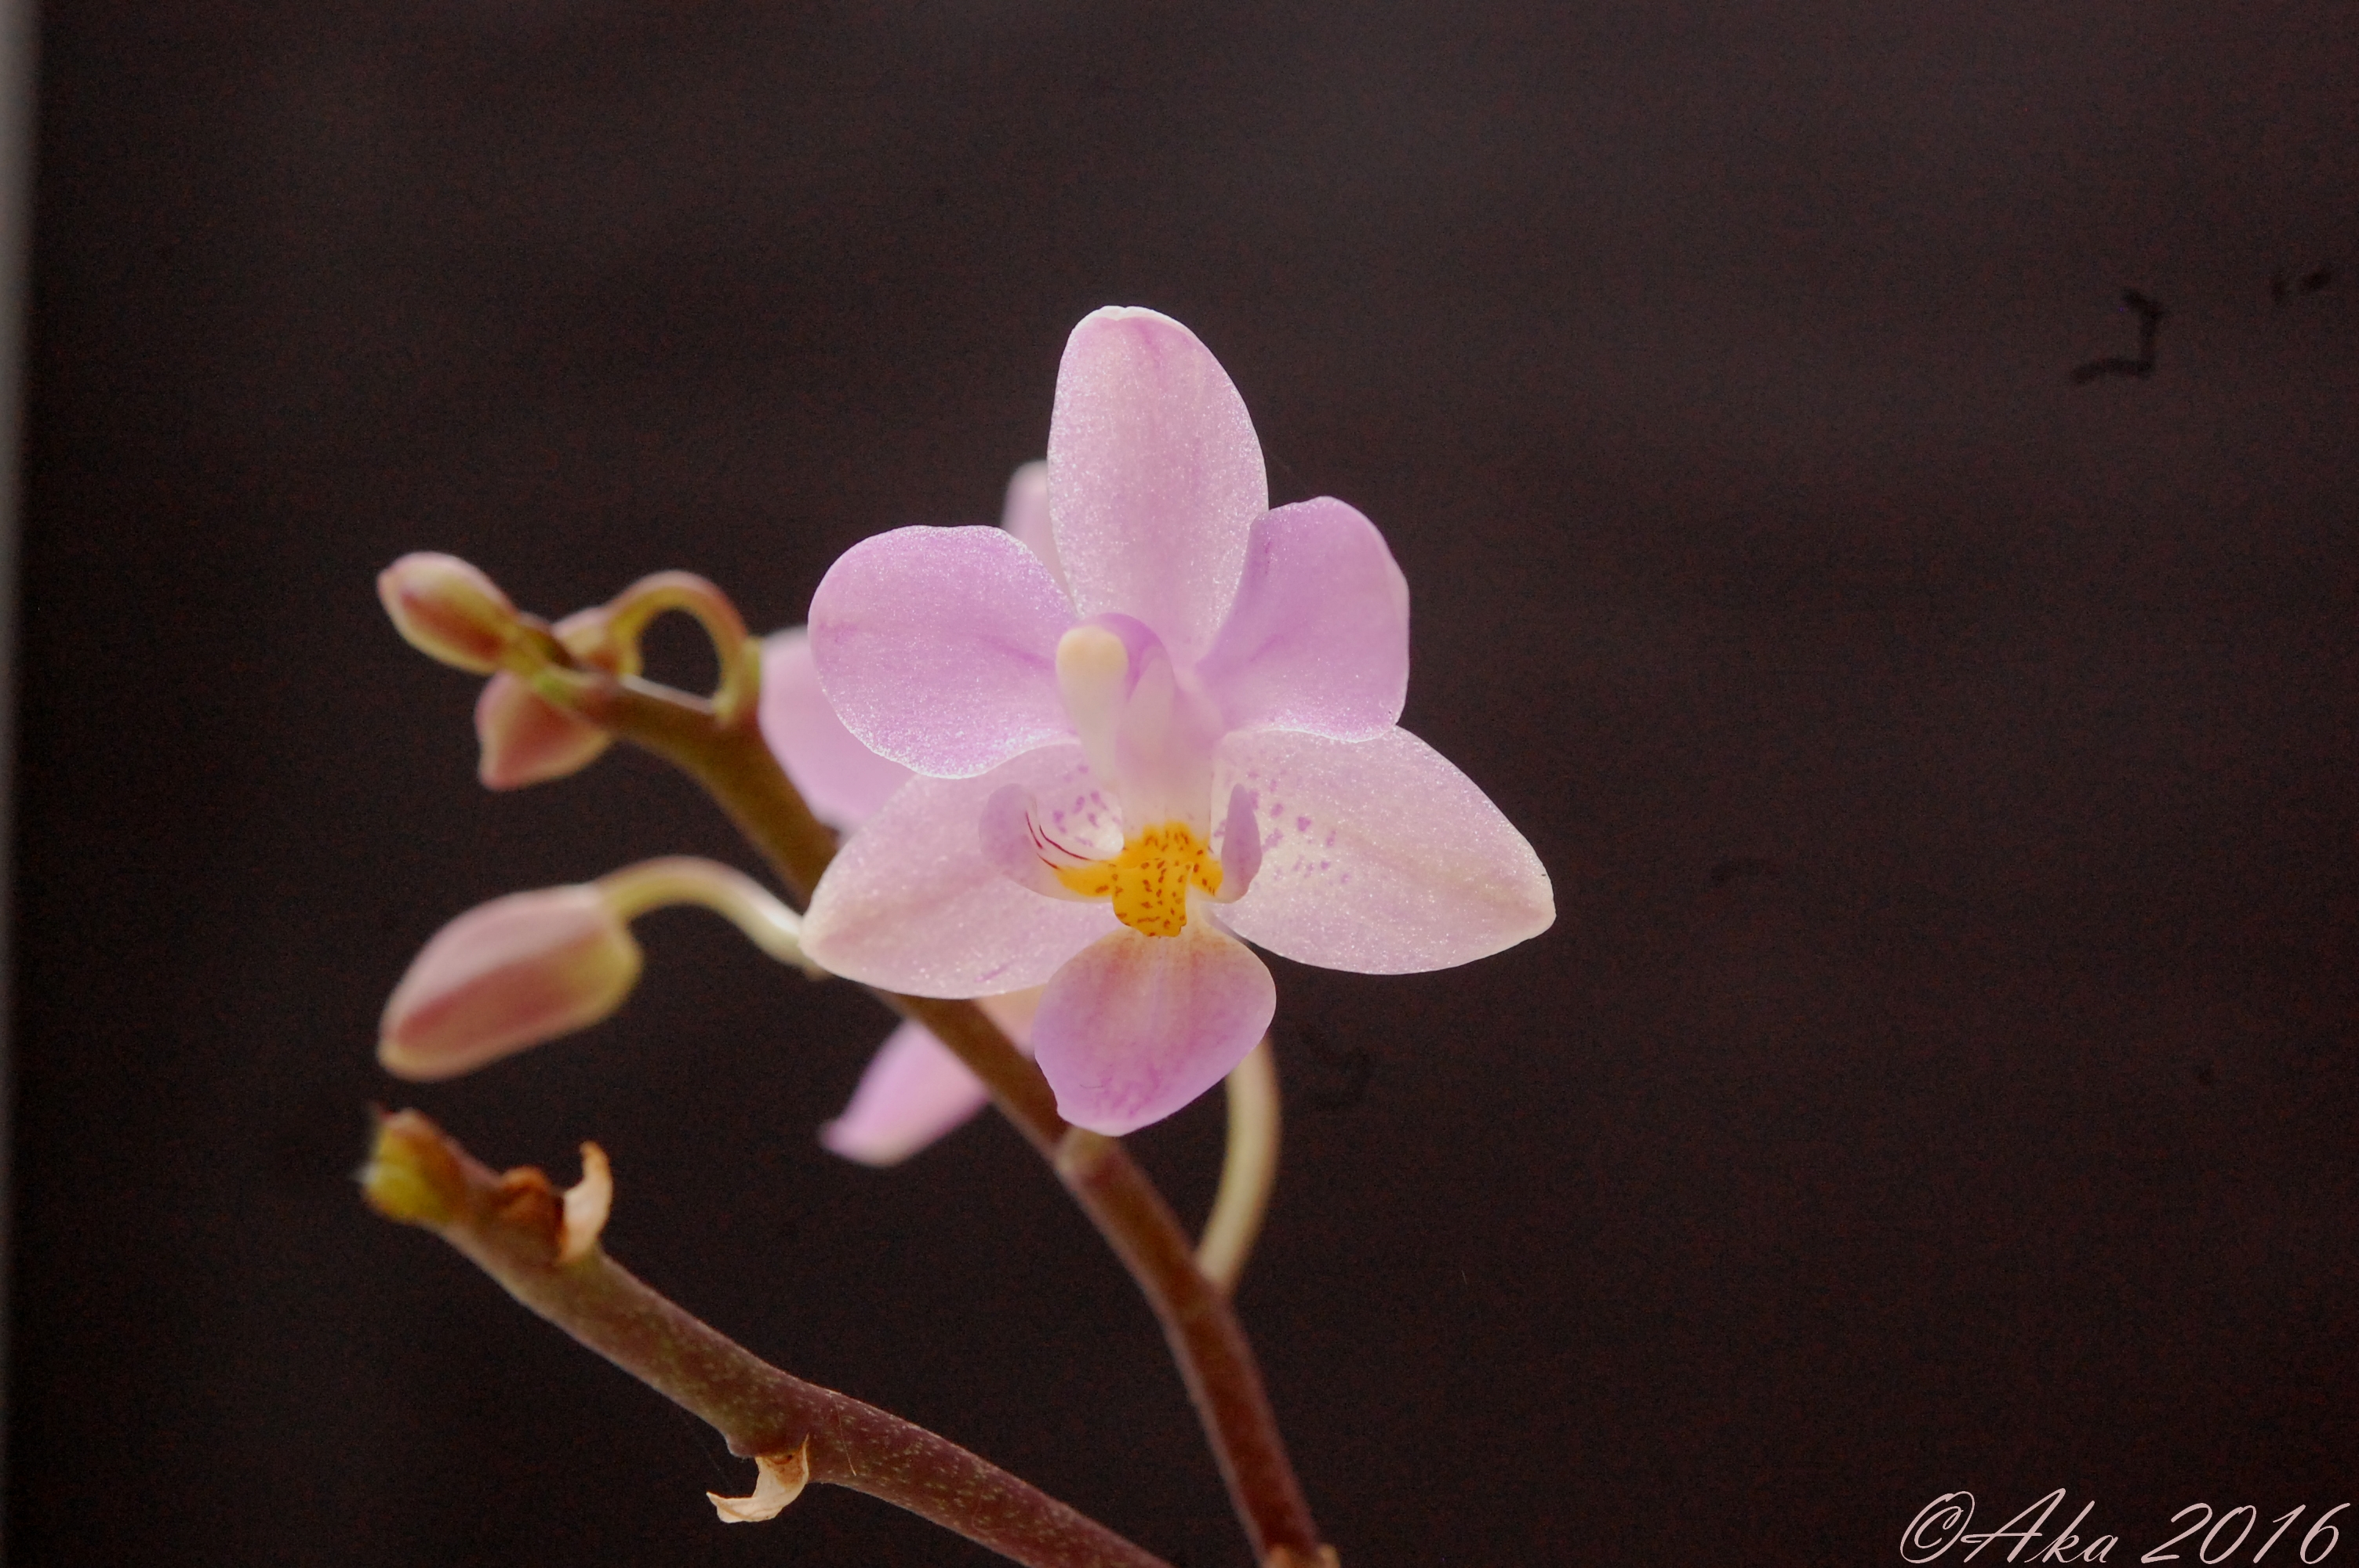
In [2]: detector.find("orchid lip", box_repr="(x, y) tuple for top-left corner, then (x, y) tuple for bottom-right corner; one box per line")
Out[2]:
(1052, 820), (1226, 937)
(984, 781), (1263, 937)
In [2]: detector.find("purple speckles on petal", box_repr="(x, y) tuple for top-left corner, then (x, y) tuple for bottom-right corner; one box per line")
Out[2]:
(1296, 815), (1312, 833)
(1214, 727), (1554, 975)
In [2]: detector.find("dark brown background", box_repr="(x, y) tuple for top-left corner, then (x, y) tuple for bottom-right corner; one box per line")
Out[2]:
(9, 2), (2359, 1563)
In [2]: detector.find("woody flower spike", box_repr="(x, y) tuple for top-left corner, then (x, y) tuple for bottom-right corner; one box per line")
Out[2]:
(803, 307), (1554, 1134)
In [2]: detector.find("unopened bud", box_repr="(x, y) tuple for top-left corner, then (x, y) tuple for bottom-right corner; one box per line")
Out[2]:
(378, 553), (522, 674)
(379, 885), (642, 1081)
(474, 609), (620, 790)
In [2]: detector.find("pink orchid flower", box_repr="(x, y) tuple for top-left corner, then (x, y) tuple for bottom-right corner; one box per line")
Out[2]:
(761, 464), (1058, 1164)
(800, 307), (1554, 1136)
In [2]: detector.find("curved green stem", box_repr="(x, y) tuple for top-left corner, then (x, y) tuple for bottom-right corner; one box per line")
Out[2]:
(595, 855), (820, 975)
(575, 571), (762, 725)
(1198, 1037), (1280, 1297)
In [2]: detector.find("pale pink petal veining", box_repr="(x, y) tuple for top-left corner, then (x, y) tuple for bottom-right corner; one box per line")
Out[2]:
(819, 1021), (992, 1166)
(1214, 727), (1554, 974)
(758, 630), (914, 831)
(809, 526), (1076, 779)
(800, 743), (1121, 996)
(1030, 920), (1275, 1135)
(1048, 308), (1267, 663)
(1196, 497), (1411, 741)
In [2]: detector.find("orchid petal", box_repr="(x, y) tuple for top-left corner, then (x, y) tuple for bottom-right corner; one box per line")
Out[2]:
(819, 990), (1040, 1167)
(1032, 920), (1276, 1135)
(1197, 497), (1410, 740)
(809, 526), (1076, 779)
(999, 460), (1069, 597)
(758, 629), (913, 831)
(1215, 728), (1554, 973)
(820, 1021), (991, 1167)
(1048, 307), (1267, 662)
(801, 743), (1121, 996)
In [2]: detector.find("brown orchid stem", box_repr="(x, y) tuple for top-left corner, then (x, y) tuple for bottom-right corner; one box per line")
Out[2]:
(553, 651), (1325, 1563)
(362, 1110), (1169, 1568)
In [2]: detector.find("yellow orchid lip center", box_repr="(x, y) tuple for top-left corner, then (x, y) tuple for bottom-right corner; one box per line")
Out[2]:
(1054, 822), (1224, 938)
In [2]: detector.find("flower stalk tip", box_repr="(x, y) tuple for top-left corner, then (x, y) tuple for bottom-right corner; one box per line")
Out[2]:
(358, 1109), (469, 1231)
(359, 1109), (578, 1268)
(362, 1113), (1176, 1568)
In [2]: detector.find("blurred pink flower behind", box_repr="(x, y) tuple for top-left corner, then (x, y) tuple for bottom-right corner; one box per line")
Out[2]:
(800, 307), (1554, 1136)
(761, 464), (1056, 1164)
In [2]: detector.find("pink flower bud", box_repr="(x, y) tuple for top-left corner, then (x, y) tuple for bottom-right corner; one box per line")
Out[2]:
(377, 553), (521, 674)
(379, 886), (642, 1081)
(474, 674), (610, 788)
(473, 610), (620, 789)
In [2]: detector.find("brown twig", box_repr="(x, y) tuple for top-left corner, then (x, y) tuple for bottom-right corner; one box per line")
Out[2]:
(362, 1109), (1172, 1568)
(551, 636), (1324, 1563)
